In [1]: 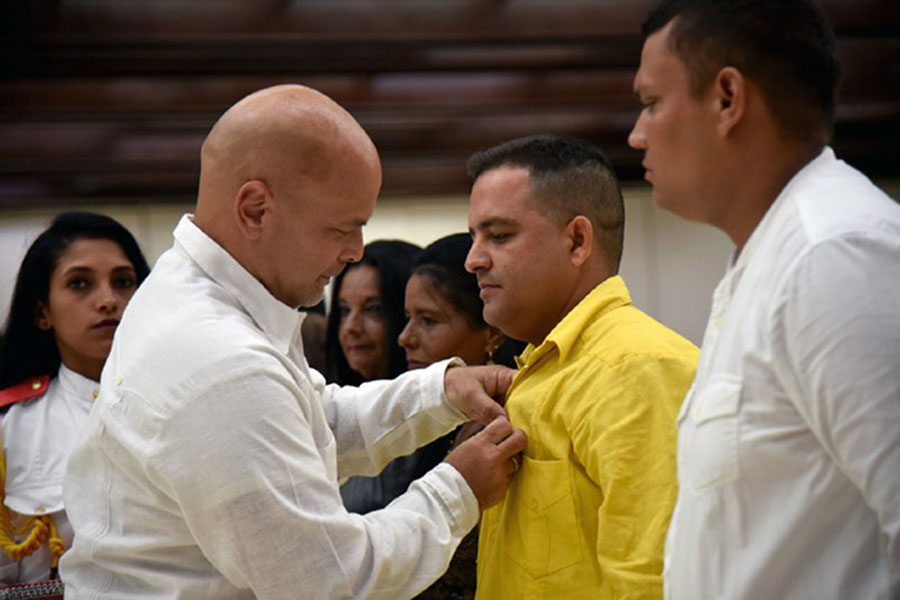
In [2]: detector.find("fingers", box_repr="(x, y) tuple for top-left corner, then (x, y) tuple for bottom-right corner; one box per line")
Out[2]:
(444, 365), (515, 425)
(476, 397), (507, 424)
(478, 416), (513, 444)
(496, 427), (526, 457)
(487, 366), (516, 403)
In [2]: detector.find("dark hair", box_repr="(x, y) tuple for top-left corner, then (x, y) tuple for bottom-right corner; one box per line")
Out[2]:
(413, 234), (485, 330)
(467, 134), (625, 270)
(325, 240), (421, 385)
(413, 233), (526, 368)
(642, 0), (840, 143)
(0, 212), (151, 389)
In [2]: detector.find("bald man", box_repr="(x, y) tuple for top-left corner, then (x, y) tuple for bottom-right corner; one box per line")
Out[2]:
(60, 85), (525, 599)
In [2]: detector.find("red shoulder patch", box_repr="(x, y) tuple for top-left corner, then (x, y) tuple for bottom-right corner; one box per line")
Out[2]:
(0, 375), (50, 409)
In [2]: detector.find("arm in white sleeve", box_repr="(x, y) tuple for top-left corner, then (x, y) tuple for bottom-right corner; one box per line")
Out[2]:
(313, 358), (467, 477)
(774, 233), (900, 568)
(147, 358), (478, 600)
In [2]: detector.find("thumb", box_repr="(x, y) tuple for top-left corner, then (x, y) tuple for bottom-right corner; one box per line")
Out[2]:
(477, 417), (513, 444)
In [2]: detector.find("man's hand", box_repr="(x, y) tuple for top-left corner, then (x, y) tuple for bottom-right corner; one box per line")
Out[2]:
(444, 364), (515, 425)
(445, 417), (526, 510)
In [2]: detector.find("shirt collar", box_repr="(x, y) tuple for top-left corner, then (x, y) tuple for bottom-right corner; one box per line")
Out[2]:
(57, 363), (100, 405)
(518, 275), (631, 368)
(730, 146), (835, 277)
(173, 214), (303, 354)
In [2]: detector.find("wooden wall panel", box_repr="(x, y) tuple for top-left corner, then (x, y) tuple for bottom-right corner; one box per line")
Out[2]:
(0, 0), (897, 207)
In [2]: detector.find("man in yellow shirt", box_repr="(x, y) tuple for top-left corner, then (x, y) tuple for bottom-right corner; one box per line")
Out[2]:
(465, 134), (699, 599)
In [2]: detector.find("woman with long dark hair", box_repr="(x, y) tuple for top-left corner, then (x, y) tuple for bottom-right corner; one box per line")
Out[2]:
(324, 240), (428, 514)
(324, 240), (420, 386)
(0, 212), (149, 587)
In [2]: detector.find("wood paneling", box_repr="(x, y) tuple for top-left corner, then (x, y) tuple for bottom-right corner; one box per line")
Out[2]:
(0, 0), (897, 207)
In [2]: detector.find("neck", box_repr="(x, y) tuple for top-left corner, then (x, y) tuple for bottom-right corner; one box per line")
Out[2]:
(62, 359), (103, 383)
(527, 263), (614, 347)
(720, 142), (823, 253)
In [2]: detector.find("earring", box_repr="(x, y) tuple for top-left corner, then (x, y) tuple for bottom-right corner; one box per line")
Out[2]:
(486, 344), (497, 365)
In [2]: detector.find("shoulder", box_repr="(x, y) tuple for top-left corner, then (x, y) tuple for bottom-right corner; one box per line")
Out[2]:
(0, 375), (50, 411)
(579, 305), (699, 369)
(790, 159), (900, 246)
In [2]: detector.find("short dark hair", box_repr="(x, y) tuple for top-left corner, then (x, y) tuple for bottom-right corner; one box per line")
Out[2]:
(324, 239), (421, 385)
(467, 134), (625, 270)
(0, 212), (151, 389)
(412, 233), (525, 368)
(642, 0), (840, 143)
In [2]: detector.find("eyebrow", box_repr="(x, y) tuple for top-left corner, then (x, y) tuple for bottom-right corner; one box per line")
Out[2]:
(62, 264), (135, 276)
(469, 217), (517, 234)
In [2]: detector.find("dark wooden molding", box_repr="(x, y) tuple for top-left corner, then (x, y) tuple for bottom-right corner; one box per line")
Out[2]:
(1, 0), (897, 208)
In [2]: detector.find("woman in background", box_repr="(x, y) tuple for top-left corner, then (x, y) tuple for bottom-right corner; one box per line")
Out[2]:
(398, 232), (524, 600)
(0, 212), (150, 587)
(325, 240), (420, 386)
(324, 239), (430, 514)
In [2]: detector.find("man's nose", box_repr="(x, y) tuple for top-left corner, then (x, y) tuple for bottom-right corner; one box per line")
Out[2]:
(628, 113), (647, 150)
(343, 229), (365, 264)
(465, 240), (488, 273)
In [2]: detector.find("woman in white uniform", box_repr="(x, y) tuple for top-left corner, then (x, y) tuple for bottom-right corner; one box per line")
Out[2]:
(0, 212), (149, 592)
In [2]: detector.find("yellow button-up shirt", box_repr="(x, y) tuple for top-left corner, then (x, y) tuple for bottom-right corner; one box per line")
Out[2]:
(476, 276), (698, 599)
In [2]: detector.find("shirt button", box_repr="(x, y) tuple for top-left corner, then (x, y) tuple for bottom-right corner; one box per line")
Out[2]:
(34, 506), (46, 514)
(31, 380), (42, 390)
(92, 389), (99, 399)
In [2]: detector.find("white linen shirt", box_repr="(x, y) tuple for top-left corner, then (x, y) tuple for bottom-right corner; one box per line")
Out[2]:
(664, 147), (900, 599)
(1, 365), (97, 583)
(60, 215), (479, 599)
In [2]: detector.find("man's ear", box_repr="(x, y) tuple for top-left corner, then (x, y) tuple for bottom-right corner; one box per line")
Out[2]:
(712, 66), (746, 138)
(566, 215), (594, 267)
(234, 180), (273, 241)
(35, 300), (52, 331)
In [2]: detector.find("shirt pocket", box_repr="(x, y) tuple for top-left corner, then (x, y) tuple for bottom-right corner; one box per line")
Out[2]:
(501, 455), (583, 579)
(680, 376), (742, 494)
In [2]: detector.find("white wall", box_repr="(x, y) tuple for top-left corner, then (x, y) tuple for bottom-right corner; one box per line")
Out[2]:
(3, 179), (898, 345)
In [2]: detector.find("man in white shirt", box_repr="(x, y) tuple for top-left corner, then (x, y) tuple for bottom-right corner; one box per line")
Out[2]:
(629, 1), (900, 598)
(60, 85), (526, 599)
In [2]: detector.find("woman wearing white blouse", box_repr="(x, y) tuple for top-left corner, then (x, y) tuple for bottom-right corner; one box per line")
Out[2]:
(0, 212), (149, 591)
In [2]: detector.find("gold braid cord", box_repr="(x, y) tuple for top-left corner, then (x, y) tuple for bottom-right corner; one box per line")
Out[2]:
(0, 428), (66, 571)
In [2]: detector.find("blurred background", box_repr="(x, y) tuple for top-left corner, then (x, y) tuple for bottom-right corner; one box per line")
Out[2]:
(1, 0), (898, 344)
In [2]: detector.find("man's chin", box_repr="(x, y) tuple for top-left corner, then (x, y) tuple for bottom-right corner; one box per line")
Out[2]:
(296, 284), (327, 309)
(482, 302), (506, 331)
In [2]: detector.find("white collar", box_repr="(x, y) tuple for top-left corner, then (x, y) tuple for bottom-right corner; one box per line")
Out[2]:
(57, 363), (100, 405)
(172, 215), (303, 355)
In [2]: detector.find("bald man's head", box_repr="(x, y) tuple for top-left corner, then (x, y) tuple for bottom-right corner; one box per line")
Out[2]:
(192, 85), (382, 308)
(197, 85), (378, 216)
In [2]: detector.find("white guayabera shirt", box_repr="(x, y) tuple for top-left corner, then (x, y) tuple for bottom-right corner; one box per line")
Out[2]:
(664, 148), (900, 599)
(61, 215), (478, 599)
